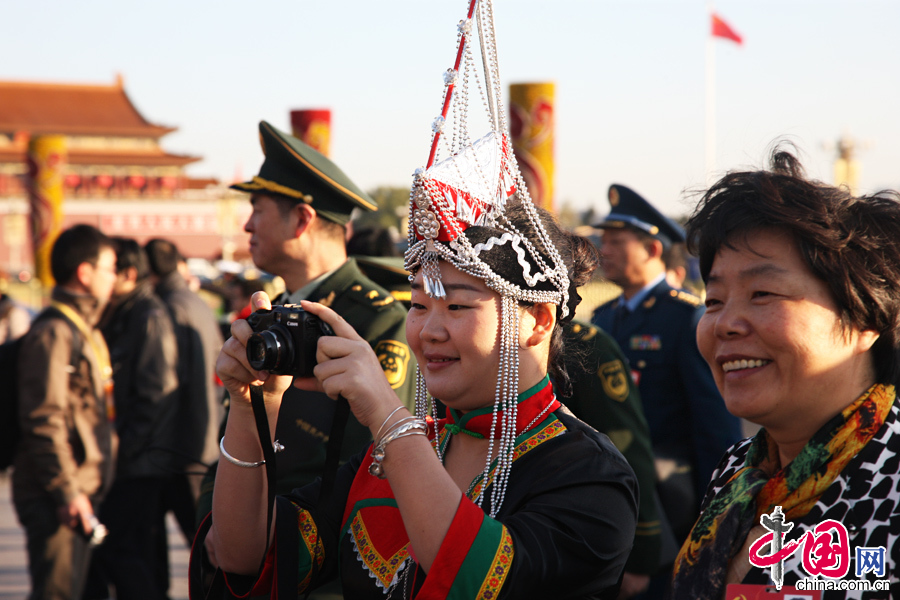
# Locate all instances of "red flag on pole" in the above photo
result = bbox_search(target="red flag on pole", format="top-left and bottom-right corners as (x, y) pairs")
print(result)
(711, 13), (743, 45)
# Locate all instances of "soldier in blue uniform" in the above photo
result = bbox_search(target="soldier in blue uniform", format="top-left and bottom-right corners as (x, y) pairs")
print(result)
(591, 184), (741, 555)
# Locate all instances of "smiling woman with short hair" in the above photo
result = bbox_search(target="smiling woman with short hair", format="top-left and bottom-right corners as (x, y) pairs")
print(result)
(671, 149), (900, 598)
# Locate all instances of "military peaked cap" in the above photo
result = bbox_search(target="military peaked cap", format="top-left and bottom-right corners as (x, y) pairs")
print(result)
(231, 121), (377, 225)
(593, 183), (685, 249)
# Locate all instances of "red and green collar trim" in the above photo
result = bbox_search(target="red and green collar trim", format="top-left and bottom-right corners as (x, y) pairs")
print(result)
(442, 376), (559, 440)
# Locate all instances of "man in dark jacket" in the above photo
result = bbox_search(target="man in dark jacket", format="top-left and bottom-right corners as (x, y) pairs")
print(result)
(145, 238), (224, 559)
(87, 238), (179, 599)
(12, 224), (118, 600)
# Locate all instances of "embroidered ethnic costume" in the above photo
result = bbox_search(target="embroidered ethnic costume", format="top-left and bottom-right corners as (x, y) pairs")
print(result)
(671, 384), (896, 600)
(219, 378), (636, 599)
(190, 1), (640, 598)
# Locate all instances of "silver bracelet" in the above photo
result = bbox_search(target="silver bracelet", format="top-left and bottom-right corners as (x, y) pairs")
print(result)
(368, 418), (428, 479)
(374, 406), (407, 442)
(219, 436), (285, 468)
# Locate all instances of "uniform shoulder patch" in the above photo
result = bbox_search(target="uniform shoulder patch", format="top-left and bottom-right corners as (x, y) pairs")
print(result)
(606, 429), (634, 453)
(316, 290), (337, 308)
(347, 282), (396, 311)
(598, 359), (629, 402)
(374, 340), (410, 389)
(569, 322), (599, 342)
(668, 289), (702, 307)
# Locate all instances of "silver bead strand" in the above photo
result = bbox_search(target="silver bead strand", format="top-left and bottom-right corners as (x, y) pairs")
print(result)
(493, 295), (519, 515)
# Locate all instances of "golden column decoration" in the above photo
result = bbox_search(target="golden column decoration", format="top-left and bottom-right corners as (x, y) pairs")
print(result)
(290, 109), (332, 157)
(27, 135), (67, 287)
(509, 82), (555, 212)
(833, 135), (860, 196)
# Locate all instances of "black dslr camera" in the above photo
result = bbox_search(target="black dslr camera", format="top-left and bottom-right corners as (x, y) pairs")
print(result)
(246, 304), (334, 377)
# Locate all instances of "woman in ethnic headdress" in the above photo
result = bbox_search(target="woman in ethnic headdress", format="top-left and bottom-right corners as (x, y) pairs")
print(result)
(201, 196), (637, 599)
(196, 2), (638, 597)
(670, 149), (900, 598)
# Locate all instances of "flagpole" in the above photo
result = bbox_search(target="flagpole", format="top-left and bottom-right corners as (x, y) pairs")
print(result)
(705, 1), (716, 186)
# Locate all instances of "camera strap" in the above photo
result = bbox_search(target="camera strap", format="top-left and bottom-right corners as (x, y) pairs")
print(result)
(317, 394), (350, 511)
(249, 384), (278, 573)
(296, 394), (350, 599)
(191, 387), (350, 599)
(252, 385), (349, 599)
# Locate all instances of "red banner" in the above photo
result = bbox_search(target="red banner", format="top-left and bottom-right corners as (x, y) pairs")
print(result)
(712, 13), (743, 45)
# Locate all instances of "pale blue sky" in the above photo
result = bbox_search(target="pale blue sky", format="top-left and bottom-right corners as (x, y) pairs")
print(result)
(4, 0), (898, 218)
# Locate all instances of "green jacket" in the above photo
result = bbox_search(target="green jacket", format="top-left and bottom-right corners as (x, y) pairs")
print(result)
(561, 320), (663, 576)
(197, 259), (415, 522)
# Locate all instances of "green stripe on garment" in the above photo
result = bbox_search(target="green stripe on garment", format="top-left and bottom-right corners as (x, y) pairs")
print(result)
(292, 503), (319, 590)
(447, 517), (511, 600)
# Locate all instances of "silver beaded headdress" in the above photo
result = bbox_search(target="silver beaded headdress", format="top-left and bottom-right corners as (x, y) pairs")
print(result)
(404, 0), (570, 517)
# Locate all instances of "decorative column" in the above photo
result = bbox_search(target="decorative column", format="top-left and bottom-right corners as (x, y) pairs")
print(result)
(290, 109), (332, 156)
(509, 83), (555, 212)
(27, 135), (67, 287)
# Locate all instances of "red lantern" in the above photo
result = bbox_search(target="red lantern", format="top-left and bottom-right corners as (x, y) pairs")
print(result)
(64, 174), (81, 188)
(160, 176), (178, 190)
(95, 174), (114, 189)
(128, 175), (146, 189)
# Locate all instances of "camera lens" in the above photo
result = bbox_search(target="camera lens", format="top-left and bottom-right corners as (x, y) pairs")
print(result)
(247, 329), (292, 373)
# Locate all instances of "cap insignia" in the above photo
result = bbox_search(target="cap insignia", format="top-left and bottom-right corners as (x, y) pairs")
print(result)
(609, 187), (620, 206)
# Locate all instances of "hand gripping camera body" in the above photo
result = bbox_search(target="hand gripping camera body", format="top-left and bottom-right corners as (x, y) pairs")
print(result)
(246, 305), (334, 377)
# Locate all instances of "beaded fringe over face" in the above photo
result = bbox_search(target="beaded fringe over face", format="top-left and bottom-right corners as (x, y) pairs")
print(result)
(405, 0), (569, 517)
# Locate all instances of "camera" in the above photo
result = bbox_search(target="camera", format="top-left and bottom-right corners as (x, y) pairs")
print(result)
(246, 304), (334, 377)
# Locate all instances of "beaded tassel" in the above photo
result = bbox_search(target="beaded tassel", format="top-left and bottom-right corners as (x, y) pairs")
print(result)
(405, 0), (571, 519)
(477, 294), (519, 517)
(414, 367), (443, 463)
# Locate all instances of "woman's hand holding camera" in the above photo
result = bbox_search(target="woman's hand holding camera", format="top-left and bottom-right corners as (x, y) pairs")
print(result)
(293, 300), (404, 431)
(216, 292), (294, 409)
(217, 291), (403, 431)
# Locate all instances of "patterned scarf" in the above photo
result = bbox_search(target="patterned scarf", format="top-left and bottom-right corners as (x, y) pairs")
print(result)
(442, 376), (559, 439)
(670, 383), (895, 600)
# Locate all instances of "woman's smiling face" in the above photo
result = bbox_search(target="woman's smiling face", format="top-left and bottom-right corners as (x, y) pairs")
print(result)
(407, 263), (502, 412)
(697, 228), (878, 433)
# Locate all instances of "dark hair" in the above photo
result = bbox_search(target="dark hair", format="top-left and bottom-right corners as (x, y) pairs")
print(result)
(685, 148), (900, 384)
(112, 237), (150, 281)
(50, 224), (115, 285)
(663, 242), (688, 273)
(313, 215), (347, 243)
(268, 193), (347, 242)
(347, 225), (400, 257)
(145, 238), (182, 277)
(501, 200), (601, 395)
(269, 193), (298, 219)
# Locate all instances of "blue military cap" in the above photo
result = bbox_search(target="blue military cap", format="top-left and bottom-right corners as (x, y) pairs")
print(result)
(593, 184), (685, 249)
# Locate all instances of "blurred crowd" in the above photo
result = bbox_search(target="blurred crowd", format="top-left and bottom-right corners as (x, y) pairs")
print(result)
(2, 127), (898, 600)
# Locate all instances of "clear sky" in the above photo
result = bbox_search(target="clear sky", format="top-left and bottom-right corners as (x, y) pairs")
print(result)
(4, 0), (898, 219)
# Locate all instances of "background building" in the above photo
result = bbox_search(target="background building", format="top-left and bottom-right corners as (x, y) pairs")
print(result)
(0, 76), (249, 275)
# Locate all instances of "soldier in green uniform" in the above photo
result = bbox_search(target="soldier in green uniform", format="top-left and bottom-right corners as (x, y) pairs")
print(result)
(196, 123), (415, 591)
(562, 320), (672, 598)
(353, 255), (411, 306)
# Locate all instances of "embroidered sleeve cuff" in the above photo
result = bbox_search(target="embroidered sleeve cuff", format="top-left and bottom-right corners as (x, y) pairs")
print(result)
(418, 495), (514, 599)
(224, 501), (323, 597)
